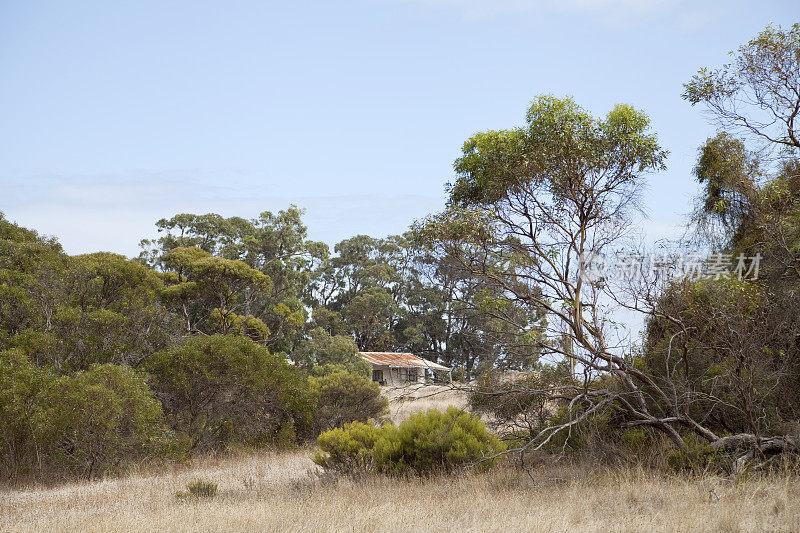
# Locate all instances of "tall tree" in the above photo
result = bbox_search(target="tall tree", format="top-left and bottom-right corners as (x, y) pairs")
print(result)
(415, 96), (745, 450)
(140, 207), (323, 352)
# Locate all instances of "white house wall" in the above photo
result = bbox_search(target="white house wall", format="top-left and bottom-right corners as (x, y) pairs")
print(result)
(370, 365), (425, 386)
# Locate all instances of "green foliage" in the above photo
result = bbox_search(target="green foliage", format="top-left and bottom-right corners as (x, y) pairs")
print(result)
(310, 372), (388, 433)
(373, 407), (505, 475)
(208, 309), (271, 344)
(643, 277), (785, 436)
(667, 435), (729, 475)
(1, 349), (171, 482)
(0, 216), (179, 372)
(34, 364), (170, 479)
(341, 286), (398, 351)
(141, 207), (323, 353)
(176, 479), (218, 499)
(312, 421), (383, 475)
(683, 23), (800, 153)
(146, 335), (315, 450)
(449, 95), (666, 207)
(314, 408), (505, 477)
(619, 427), (650, 451)
(291, 327), (371, 378)
(0, 349), (52, 480)
(161, 246), (273, 340)
(693, 133), (759, 233)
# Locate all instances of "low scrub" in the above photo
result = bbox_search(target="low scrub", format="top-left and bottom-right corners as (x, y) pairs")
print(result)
(313, 407), (505, 476)
(666, 435), (731, 475)
(176, 479), (218, 499)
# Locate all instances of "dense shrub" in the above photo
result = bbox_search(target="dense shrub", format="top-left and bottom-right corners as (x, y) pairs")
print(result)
(314, 407), (505, 476)
(0, 231), (180, 372)
(373, 407), (505, 475)
(311, 372), (388, 433)
(1, 353), (170, 482)
(146, 335), (316, 450)
(34, 364), (170, 479)
(666, 434), (730, 474)
(0, 349), (51, 480)
(313, 421), (383, 475)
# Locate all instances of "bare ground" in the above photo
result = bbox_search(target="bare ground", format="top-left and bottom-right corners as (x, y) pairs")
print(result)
(381, 384), (469, 424)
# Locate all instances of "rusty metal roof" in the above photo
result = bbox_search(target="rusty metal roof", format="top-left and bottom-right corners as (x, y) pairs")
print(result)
(358, 352), (450, 372)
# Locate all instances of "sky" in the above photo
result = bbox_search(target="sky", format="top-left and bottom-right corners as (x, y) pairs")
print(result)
(1, 0), (798, 257)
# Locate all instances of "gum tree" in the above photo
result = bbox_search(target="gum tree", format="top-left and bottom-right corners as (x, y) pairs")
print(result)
(416, 95), (726, 449)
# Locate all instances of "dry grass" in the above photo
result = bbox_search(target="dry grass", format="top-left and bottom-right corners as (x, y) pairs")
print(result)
(2, 389), (798, 532)
(2, 450), (799, 532)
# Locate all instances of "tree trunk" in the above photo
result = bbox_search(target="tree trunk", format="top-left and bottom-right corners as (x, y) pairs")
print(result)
(710, 433), (800, 471)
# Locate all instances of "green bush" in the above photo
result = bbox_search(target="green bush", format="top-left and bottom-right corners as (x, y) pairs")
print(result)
(34, 363), (170, 479)
(146, 335), (316, 450)
(314, 407), (505, 476)
(312, 421), (383, 475)
(373, 407), (505, 475)
(1, 353), (171, 482)
(667, 436), (730, 474)
(311, 372), (388, 433)
(0, 349), (52, 480)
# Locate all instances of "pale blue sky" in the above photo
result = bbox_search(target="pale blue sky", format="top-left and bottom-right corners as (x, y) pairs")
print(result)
(1, 1), (797, 256)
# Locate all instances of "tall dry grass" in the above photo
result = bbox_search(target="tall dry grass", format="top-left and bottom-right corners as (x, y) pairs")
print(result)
(2, 386), (798, 532)
(2, 449), (798, 532)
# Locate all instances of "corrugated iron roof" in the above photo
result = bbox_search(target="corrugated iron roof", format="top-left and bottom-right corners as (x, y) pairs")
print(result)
(358, 352), (450, 372)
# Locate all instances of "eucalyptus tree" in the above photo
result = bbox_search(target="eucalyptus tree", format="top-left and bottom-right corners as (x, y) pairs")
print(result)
(399, 232), (543, 379)
(683, 23), (800, 155)
(0, 214), (179, 371)
(635, 22), (800, 460)
(140, 206), (324, 352)
(414, 95), (731, 448)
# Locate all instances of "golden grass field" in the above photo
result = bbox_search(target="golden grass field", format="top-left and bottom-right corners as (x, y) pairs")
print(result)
(1, 386), (799, 532)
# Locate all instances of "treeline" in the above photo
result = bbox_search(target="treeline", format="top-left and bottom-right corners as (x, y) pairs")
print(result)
(0, 200), (536, 483)
(137, 209), (540, 377)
